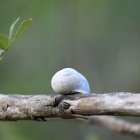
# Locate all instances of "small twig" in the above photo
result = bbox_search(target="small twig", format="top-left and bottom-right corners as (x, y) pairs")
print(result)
(73, 115), (140, 137)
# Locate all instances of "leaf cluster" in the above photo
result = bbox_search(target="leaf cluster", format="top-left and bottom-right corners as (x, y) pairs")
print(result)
(0, 17), (32, 60)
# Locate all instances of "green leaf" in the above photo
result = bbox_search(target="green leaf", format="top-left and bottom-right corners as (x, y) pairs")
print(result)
(0, 49), (5, 55)
(0, 49), (5, 60)
(8, 18), (33, 45)
(12, 18), (33, 43)
(0, 17), (32, 61)
(0, 34), (9, 50)
(9, 17), (20, 45)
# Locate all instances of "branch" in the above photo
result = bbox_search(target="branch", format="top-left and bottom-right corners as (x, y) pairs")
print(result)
(76, 115), (140, 137)
(0, 92), (140, 120)
(64, 92), (140, 116)
(0, 92), (140, 137)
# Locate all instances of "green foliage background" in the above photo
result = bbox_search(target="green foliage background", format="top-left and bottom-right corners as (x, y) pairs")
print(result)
(0, 0), (140, 140)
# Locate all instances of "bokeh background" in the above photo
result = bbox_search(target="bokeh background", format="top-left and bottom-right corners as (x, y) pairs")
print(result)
(0, 0), (140, 140)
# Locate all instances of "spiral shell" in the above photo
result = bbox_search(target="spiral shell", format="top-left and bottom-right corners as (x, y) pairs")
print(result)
(51, 68), (90, 95)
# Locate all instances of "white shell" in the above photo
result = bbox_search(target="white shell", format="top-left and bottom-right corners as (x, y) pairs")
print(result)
(51, 68), (90, 95)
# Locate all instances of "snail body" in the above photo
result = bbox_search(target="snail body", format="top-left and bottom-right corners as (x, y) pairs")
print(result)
(51, 68), (90, 95)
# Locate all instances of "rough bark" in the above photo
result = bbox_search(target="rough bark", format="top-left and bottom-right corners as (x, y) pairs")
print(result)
(0, 92), (140, 120)
(66, 92), (140, 116)
(0, 92), (140, 137)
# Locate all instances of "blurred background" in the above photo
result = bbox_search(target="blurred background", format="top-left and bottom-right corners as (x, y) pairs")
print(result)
(0, 0), (140, 140)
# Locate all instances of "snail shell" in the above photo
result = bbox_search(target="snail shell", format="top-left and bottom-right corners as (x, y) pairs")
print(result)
(51, 68), (90, 95)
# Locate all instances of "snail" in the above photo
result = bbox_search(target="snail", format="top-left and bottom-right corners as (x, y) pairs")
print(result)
(51, 68), (90, 95)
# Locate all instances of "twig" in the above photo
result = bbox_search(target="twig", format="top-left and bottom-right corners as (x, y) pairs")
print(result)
(75, 115), (140, 137)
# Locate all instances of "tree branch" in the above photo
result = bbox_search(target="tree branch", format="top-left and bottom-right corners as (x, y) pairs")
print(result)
(0, 92), (140, 120)
(76, 115), (140, 137)
(0, 92), (140, 137)
(63, 92), (140, 116)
